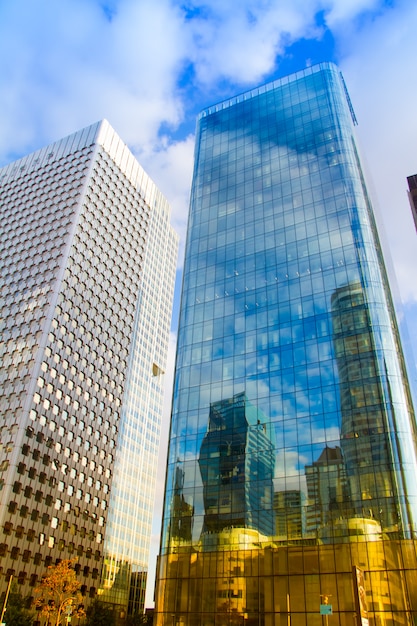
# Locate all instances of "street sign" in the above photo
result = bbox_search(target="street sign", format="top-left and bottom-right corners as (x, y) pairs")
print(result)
(320, 604), (333, 615)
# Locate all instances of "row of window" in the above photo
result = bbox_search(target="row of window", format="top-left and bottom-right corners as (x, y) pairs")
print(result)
(29, 407), (114, 456)
(92, 158), (151, 198)
(1, 147), (90, 185)
(44, 341), (123, 382)
(27, 414), (117, 448)
(1, 533), (102, 559)
(4, 516), (102, 536)
(9, 478), (109, 512)
(83, 194), (148, 238)
(37, 369), (119, 408)
(0, 564), (97, 598)
(1, 225), (70, 260)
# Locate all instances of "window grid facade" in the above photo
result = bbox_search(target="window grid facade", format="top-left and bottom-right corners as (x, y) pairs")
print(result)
(0, 120), (178, 617)
(155, 64), (417, 626)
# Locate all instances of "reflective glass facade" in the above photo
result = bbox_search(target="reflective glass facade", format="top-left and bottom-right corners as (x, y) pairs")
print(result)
(155, 64), (417, 626)
(0, 121), (178, 617)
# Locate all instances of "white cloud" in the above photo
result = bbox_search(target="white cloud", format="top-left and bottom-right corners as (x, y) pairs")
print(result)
(140, 135), (195, 264)
(173, 0), (397, 87)
(183, 0), (321, 85)
(323, 0), (382, 27)
(274, 449), (308, 493)
(311, 426), (340, 445)
(339, 0), (417, 306)
(0, 0), (188, 162)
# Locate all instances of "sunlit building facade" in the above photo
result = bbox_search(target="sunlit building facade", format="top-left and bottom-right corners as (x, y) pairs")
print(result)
(155, 63), (417, 626)
(0, 120), (178, 618)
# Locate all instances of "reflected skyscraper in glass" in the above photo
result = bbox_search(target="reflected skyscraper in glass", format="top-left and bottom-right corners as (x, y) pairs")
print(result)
(155, 63), (417, 625)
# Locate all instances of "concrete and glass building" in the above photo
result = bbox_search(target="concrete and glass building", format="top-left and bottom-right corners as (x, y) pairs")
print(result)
(0, 120), (178, 618)
(155, 63), (417, 625)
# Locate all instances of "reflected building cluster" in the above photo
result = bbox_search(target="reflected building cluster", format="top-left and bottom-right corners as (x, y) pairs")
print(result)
(332, 282), (399, 531)
(305, 445), (346, 536)
(155, 64), (417, 626)
(274, 488), (305, 540)
(199, 393), (275, 541)
(170, 465), (194, 544)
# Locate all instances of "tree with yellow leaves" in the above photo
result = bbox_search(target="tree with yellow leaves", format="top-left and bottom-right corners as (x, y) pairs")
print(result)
(34, 559), (85, 625)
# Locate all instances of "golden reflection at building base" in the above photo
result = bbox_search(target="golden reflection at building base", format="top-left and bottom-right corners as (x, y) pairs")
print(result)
(155, 534), (417, 626)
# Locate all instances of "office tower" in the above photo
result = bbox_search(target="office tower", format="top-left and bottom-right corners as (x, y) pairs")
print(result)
(407, 174), (417, 230)
(155, 63), (417, 626)
(304, 446), (346, 535)
(0, 120), (178, 619)
(198, 393), (275, 539)
(274, 489), (305, 539)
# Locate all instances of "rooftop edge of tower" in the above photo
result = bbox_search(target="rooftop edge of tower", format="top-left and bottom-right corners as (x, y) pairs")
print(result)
(0, 119), (173, 217)
(197, 61), (340, 120)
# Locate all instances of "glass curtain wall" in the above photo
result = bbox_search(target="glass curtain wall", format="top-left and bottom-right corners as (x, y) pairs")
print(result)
(155, 63), (417, 626)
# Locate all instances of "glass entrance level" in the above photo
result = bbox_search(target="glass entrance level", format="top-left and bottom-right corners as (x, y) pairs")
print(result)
(155, 63), (417, 626)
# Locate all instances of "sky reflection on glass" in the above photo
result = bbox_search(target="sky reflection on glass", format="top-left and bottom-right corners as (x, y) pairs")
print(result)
(164, 64), (417, 550)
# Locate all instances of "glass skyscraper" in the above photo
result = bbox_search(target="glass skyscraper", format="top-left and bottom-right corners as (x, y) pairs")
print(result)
(0, 120), (178, 618)
(155, 63), (417, 626)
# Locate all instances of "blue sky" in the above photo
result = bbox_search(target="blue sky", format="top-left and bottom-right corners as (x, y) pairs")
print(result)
(0, 0), (416, 607)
